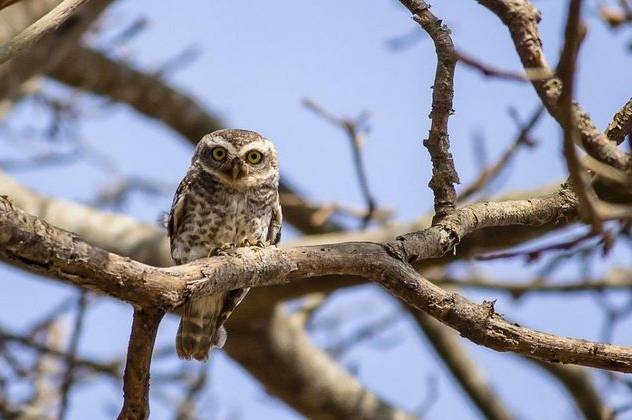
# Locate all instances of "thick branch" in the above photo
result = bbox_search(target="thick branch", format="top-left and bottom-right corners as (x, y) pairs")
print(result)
(5, 192), (632, 372)
(476, 0), (631, 171)
(118, 307), (164, 420)
(0, 0), (22, 11)
(0, 0), (90, 64)
(0, 0), (113, 101)
(399, 0), (460, 220)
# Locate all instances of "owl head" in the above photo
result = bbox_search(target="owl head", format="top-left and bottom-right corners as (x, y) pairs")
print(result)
(193, 129), (279, 187)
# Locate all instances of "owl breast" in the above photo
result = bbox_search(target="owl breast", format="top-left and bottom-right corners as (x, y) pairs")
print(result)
(172, 186), (274, 263)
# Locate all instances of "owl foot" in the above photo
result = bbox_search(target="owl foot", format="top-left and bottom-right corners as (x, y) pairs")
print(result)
(255, 240), (268, 248)
(239, 239), (252, 248)
(209, 243), (236, 257)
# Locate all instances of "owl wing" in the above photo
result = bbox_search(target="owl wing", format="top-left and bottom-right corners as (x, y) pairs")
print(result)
(267, 193), (283, 246)
(167, 172), (193, 263)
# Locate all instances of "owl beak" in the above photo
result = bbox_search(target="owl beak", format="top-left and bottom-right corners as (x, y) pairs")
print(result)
(231, 159), (247, 180)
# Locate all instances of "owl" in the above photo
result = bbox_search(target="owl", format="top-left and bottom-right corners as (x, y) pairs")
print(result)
(168, 129), (282, 361)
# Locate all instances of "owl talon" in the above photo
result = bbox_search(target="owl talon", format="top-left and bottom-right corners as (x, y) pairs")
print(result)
(255, 240), (268, 248)
(209, 243), (236, 257)
(239, 239), (252, 247)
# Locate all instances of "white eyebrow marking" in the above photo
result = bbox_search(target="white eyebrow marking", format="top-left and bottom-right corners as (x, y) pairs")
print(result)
(240, 139), (275, 154)
(204, 136), (238, 154)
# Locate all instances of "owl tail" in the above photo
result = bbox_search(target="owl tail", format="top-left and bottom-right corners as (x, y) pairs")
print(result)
(176, 293), (227, 361)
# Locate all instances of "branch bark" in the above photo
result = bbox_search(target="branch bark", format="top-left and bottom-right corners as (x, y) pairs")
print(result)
(0, 0), (90, 64)
(606, 97), (632, 144)
(118, 307), (164, 420)
(0, 0), (113, 101)
(5, 190), (632, 372)
(0, 0), (22, 11)
(399, 0), (460, 220)
(476, 0), (631, 171)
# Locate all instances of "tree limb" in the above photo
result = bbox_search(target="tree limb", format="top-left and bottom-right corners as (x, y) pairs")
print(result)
(606, 97), (632, 144)
(0, 0), (90, 64)
(5, 191), (632, 372)
(399, 0), (460, 220)
(475, 0), (631, 171)
(118, 307), (164, 420)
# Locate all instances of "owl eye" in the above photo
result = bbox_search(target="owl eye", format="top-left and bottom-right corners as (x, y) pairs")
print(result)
(211, 147), (227, 161)
(246, 150), (263, 164)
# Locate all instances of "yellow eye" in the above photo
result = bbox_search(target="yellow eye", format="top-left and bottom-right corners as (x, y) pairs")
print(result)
(211, 147), (227, 161)
(246, 150), (263, 164)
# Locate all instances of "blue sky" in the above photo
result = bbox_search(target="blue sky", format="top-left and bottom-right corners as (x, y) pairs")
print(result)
(1, 0), (632, 418)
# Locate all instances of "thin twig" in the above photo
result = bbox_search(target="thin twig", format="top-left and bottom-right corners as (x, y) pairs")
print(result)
(476, 230), (600, 261)
(303, 98), (378, 228)
(58, 291), (88, 420)
(174, 366), (208, 420)
(0, 326), (120, 377)
(458, 106), (542, 203)
(558, 0), (603, 233)
(456, 49), (552, 82)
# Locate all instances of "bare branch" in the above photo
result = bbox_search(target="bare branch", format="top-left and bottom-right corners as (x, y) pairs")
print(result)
(399, 0), (460, 220)
(227, 305), (416, 420)
(458, 106), (543, 203)
(303, 98), (379, 227)
(0, 0), (22, 11)
(118, 307), (164, 420)
(0, 326), (120, 377)
(456, 49), (552, 82)
(432, 268), (632, 295)
(57, 291), (88, 420)
(476, 0), (631, 171)
(0, 0), (91, 65)
(0, 0), (114, 102)
(557, 0), (603, 233)
(5, 190), (632, 372)
(606, 97), (632, 145)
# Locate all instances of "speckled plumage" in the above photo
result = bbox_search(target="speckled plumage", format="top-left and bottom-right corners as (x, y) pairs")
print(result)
(168, 129), (282, 361)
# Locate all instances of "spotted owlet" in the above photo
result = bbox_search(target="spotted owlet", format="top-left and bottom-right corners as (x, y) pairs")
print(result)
(168, 129), (282, 361)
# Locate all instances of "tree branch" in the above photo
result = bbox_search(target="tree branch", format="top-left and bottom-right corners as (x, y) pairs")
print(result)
(5, 191), (632, 372)
(0, 0), (90, 65)
(118, 307), (164, 420)
(399, 0), (460, 220)
(606, 97), (632, 144)
(0, 0), (114, 101)
(476, 0), (631, 171)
